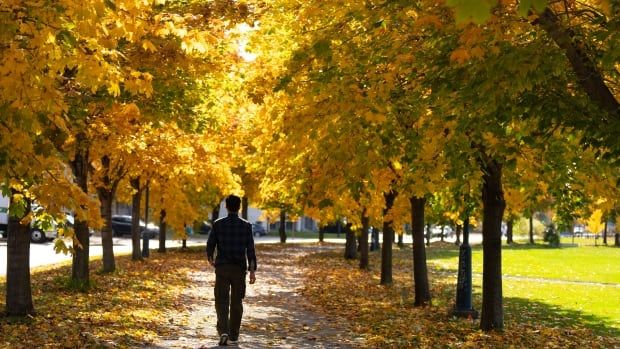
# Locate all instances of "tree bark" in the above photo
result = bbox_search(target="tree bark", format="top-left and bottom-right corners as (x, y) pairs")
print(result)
(359, 209), (369, 269)
(279, 210), (286, 243)
(241, 196), (249, 220)
(479, 156), (506, 331)
(529, 215), (534, 244)
(425, 223), (431, 247)
(130, 177), (142, 261)
(506, 218), (514, 245)
(319, 225), (325, 242)
(98, 189), (115, 273)
(455, 224), (462, 246)
(534, 8), (619, 119)
(440, 225), (445, 242)
(603, 220), (608, 245)
(397, 233), (404, 247)
(158, 209), (167, 253)
(212, 204), (220, 223)
(71, 133), (91, 285)
(410, 196), (431, 306)
(5, 192), (34, 316)
(380, 190), (397, 285)
(344, 223), (357, 259)
(96, 155), (119, 273)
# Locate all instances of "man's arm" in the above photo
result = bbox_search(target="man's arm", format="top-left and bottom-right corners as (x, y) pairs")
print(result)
(206, 224), (217, 265)
(246, 223), (257, 284)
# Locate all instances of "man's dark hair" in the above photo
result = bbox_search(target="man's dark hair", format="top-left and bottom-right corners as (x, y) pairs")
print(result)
(225, 195), (242, 212)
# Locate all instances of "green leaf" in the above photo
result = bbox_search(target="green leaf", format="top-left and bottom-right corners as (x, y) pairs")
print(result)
(312, 39), (332, 58)
(445, 0), (494, 24)
(318, 199), (333, 209)
(104, 0), (117, 10)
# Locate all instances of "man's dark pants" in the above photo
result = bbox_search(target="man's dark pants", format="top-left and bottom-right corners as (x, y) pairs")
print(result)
(215, 264), (246, 340)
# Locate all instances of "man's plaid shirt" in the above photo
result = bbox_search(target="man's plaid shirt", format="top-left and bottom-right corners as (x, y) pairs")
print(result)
(206, 213), (257, 271)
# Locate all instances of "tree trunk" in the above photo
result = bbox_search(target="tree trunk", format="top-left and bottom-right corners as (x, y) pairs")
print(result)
(212, 204), (220, 223)
(279, 210), (286, 243)
(425, 223), (431, 247)
(71, 135), (91, 286)
(370, 227), (379, 251)
(479, 157), (506, 331)
(380, 190), (397, 285)
(344, 223), (357, 259)
(359, 209), (370, 269)
(158, 209), (167, 253)
(5, 192), (34, 316)
(534, 8), (619, 119)
(440, 225), (445, 242)
(615, 232), (620, 247)
(506, 218), (514, 245)
(98, 189), (115, 273)
(410, 196), (431, 306)
(319, 226), (325, 242)
(603, 220), (608, 245)
(529, 215), (534, 244)
(130, 177), (142, 261)
(455, 224), (462, 246)
(241, 196), (249, 220)
(397, 233), (404, 247)
(142, 183), (150, 258)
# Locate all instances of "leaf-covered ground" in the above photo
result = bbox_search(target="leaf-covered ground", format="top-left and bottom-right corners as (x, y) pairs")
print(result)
(0, 244), (361, 348)
(301, 243), (620, 349)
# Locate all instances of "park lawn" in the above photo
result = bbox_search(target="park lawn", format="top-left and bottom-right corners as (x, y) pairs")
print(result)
(302, 244), (620, 348)
(428, 242), (620, 284)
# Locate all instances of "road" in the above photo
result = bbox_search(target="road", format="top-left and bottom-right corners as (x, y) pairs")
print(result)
(0, 233), (482, 276)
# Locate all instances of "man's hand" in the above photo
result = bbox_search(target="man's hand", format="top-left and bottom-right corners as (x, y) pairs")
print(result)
(249, 271), (256, 284)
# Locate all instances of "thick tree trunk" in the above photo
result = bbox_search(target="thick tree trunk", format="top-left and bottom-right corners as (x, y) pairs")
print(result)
(5, 192), (34, 316)
(380, 190), (397, 285)
(319, 226), (325, 242)
(506, 218), (514, 245)
(359, 209), (370, 269)
(529, 215), (534, 244)
(96, 155), (116, 273)
(98, 190), (115, 273)
(158, 209), (167, 253)
(241, 196), (248, 220)
(130, 177), (142, 261)
(455, 224), (462, 246)
(279, 210), (286, 243)
(410, 196), (431, 306)
(71, 136), (90, 285)
(603, 220), (608, 245)
(344, 223), (357, 259)
(479, 157), (506, 331)
(535, 8), (619, 119)
(615, 232), (620, 247)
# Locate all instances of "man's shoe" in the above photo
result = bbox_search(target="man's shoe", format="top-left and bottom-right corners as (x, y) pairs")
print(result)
(218, 334), (229, 346)
(228, 339), (238, 346)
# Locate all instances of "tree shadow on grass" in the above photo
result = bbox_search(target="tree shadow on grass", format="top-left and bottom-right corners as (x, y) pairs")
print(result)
(503, 296), (620, 338)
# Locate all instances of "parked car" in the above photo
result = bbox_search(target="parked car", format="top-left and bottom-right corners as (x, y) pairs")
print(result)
(111, 215), (159, 238)
(30, 213), (74, 243)
(198, 221), (212, 235)
(252, 222), (267, 237)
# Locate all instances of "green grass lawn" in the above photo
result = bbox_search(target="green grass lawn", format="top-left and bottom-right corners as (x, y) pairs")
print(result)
(424, 242), (620, 333)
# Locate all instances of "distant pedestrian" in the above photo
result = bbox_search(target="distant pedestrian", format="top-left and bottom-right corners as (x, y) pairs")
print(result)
(206, 195), (257, 346)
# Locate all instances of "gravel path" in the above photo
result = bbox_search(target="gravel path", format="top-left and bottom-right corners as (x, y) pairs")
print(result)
(146, 245), (363, 348)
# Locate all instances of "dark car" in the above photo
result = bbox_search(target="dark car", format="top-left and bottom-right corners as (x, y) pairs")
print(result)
(252, 222), (266, 237)
(111, 215), (159, 238)
(198, 221), (212, 235)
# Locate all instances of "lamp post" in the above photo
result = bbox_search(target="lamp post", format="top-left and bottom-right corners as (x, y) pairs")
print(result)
(453, 215), (478, 318)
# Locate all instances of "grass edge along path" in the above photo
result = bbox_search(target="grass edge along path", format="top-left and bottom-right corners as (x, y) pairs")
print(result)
(300, 244), (620, 349)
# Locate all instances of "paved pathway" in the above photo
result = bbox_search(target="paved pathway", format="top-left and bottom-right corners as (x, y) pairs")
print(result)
(146, 245), (363, 349)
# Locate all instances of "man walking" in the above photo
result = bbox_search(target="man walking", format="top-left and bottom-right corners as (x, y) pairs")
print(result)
(207, 195), (257, 346)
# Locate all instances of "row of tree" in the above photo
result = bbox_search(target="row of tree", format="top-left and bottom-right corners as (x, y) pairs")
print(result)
(233, 0), (620, 332)
(1, 0), (254, 316)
